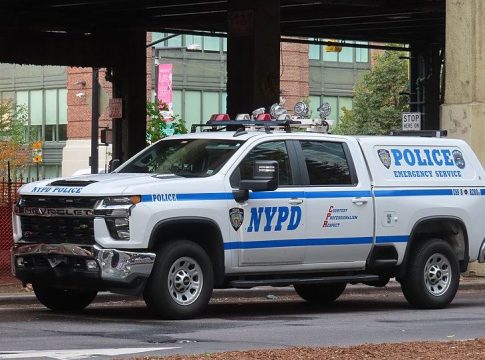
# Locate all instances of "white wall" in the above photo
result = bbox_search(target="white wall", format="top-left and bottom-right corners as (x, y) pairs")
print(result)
(61, 139), (112, 176)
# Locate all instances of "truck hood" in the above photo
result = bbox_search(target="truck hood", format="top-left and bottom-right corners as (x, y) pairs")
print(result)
(19, 173), (209, 196)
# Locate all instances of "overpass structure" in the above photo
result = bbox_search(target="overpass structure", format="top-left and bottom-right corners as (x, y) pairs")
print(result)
(0, 0), (483, 166)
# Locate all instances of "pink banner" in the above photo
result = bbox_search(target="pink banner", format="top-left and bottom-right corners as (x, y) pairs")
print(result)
(157, 63), (173, 114)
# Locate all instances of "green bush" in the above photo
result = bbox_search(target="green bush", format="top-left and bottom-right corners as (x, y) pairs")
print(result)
(146, 100), (187, 144)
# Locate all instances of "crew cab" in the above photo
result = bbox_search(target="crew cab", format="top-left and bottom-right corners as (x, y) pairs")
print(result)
(11, 121), (485, 319)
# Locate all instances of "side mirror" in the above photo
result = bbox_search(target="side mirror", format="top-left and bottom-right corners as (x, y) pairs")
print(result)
(232, 160), (279, 203)
(109, 159), (121, 172)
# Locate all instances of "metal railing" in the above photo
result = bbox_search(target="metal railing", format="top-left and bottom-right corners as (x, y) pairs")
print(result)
(0, 177), (27, 284)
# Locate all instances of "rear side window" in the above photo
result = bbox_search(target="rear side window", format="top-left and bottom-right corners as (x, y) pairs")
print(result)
(300, 140), (353, 185)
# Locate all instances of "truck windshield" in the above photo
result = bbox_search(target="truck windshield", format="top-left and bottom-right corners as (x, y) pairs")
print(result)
(116, 138), (244, 177)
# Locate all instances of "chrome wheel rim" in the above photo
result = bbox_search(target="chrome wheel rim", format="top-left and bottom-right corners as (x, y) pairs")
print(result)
(424, 252), (451, 297)
(168, 256), (203, 306)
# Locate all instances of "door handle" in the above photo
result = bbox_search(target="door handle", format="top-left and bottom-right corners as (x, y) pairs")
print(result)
(351, 197), (368, 206)
(289, 198), (303, 205)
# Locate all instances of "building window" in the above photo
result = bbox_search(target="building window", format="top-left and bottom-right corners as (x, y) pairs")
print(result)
(203, 36), (221, 52)
(153, 33), (226, 53)
(0, 92), (14, 102)
(310, 40), (369, 64)
(338, 45), (353, 63)
(171, 90), (227, 131)
(185, 35), (203, 49)
(309, 44), (321, 60)
(355, 41), (369, 63)
(15, 88), (67, 142)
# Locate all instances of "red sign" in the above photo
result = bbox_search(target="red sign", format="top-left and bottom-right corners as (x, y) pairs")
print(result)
(109, 98), (123, 119)
(157, 64), (173, 116)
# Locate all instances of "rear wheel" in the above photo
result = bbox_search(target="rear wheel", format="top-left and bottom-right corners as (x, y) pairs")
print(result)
(144, 240), (214, 319)
(401, 239), (459, 309)
(294, 283), (346, 304)
(33, 285), (97, 312)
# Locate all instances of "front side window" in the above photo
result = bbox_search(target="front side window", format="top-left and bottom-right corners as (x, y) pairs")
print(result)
(117, 138), (243, 177)
(233, 141), (293, 186)
(300, 140), (353, 185)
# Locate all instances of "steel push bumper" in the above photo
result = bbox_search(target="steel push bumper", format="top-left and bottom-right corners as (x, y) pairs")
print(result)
(11, 243), (156, 284)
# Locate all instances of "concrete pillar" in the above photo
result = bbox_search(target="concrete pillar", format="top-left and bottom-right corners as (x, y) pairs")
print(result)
(227, 0), (280, 117)
(112, 30), (147, 163)
(441, 0), (485, 162)
(441, 0), (485, 276)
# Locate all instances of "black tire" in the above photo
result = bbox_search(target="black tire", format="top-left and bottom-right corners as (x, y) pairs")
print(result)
(294, 283), (346, 303)
(400, 239), (459, 309)
(144, 240), (214, 319)
(32, 285), (97, 312)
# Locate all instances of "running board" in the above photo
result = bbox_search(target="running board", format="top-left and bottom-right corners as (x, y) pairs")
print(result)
(229, 274), (380, 289)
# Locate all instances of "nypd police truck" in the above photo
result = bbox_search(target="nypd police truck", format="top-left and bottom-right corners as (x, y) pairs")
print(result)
(11, 119), (485, 319)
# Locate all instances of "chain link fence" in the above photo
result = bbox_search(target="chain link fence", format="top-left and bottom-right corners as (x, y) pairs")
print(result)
(0, 178), (25, 284)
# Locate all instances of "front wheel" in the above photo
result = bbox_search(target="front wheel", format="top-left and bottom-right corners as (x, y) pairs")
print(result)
(33, 285), (97, 312)
(144, 240), (214, 319)
(400, 239), (459, 309)
(294, 283), (346, 304)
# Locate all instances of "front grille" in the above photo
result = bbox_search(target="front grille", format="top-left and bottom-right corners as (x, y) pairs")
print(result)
(20, 216), (95, 245)
(19, 195), (99, 208)
(17, 196), (99, 245)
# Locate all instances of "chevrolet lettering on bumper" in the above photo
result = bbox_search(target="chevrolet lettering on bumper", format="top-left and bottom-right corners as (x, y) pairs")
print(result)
(14, 206), (94, 217)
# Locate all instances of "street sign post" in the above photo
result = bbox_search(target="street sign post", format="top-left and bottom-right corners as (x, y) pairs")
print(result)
(402, 112), (421, 131)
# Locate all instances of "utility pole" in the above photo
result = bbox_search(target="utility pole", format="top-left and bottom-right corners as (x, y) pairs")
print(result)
(90, 67), (99, 174)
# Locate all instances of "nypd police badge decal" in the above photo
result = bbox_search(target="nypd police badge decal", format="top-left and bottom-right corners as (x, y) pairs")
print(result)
(378, 149), (392, 169)
(452, 150), (465, 169)
(229, 208), (244, 231)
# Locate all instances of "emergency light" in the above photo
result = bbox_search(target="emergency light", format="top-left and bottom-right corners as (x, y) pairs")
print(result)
(236, 114), (251, 120)
(256, 113), (272, 121)
(210, 114), (230, 121)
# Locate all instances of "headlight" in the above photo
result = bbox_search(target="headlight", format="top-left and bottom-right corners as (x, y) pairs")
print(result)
(102, 196), (141, 207)
(94, 196), (141, 217)
(94, 196), (141, 240)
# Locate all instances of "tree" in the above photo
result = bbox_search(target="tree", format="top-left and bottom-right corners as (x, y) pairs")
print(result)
(146, 100), (187, 144)
(333, 50), (409, 135)
(0, 101), (30, 178)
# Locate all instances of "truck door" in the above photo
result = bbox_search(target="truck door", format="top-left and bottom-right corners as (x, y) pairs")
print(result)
(227, 140), (306, 266)
(296, 139), (374, 269)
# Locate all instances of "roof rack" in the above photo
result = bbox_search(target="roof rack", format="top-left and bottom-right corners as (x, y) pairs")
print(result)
(389, 130), (448, 138)
(191, 120), (305, 134)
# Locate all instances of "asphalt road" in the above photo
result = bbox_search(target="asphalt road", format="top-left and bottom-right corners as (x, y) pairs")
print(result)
(0, 287), (485, 360)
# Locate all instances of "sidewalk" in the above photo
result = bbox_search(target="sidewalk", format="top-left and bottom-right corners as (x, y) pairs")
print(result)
(1, 277), (484, 306)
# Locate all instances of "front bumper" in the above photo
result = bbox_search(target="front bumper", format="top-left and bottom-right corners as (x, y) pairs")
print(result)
(11, 243), (156, 289)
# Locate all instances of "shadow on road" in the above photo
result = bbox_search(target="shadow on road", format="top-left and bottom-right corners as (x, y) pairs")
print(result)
(4, 291), (481, 324)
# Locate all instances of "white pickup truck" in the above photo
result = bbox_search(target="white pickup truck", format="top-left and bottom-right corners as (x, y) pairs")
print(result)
(11, 121), (485, 319)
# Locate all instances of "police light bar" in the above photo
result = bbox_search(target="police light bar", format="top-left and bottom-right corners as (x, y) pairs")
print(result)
(210, 114), (230, 121)
(191, 119), (303, 133)
(236, 114), (251, 120)
(256, 113), (272, 121)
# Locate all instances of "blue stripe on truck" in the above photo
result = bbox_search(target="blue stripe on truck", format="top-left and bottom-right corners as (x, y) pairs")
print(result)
(224, 235), (408, 250)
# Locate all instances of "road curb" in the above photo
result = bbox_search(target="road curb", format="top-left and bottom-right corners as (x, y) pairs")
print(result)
(1, 278), (484, 306)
